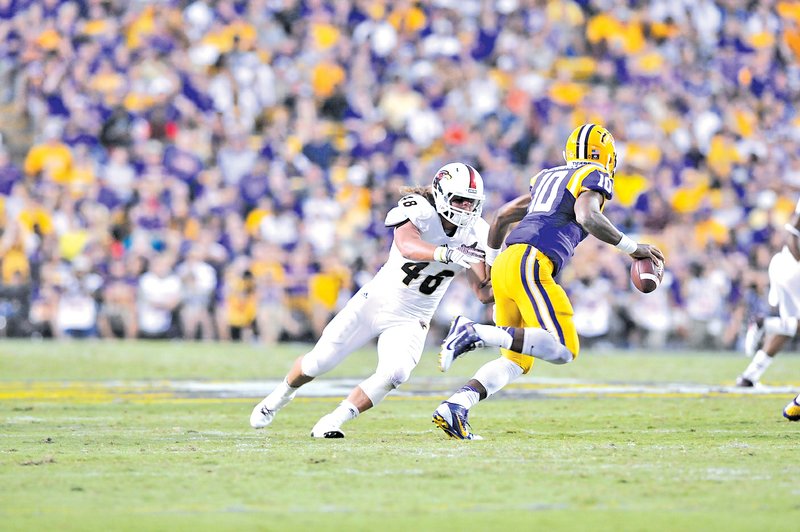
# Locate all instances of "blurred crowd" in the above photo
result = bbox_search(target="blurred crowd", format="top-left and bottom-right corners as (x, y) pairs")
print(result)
(0, 0), (799, 349)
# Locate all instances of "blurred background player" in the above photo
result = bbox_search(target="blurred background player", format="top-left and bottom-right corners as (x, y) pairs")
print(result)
(737, 196), (800, 387)
(433, 125), (664, 440)
(250, 163), (493, 438)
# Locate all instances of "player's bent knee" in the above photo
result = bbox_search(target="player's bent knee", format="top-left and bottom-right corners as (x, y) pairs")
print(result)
(359, 372), (395, 405)
(567, 337), (580, 360)
(300, 355), (322, 378)
(300, 347), (341, 377)
(388, 366), (413, 388)
(541, 338), (574, 365)
(551, 344), (574, 365)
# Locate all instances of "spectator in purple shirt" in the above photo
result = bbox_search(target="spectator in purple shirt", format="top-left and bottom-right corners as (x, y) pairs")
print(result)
(0, 148), (22, 195)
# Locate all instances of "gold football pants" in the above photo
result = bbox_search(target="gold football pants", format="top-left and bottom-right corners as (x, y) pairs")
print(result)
(491, 244), (579, 373)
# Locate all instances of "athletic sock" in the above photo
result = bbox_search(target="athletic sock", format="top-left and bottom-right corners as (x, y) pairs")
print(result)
(472, 357), (524, 396)
(742, 350), (774, 383)
(447, 385), (482, 409)
(327, 400), (359, 427)
(473, 324), (514, 349)
(263, 378), (298, 411)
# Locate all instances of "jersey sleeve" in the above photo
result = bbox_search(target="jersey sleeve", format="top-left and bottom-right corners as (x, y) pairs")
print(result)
(568, 167), (613, 200)
(384, 194), (436, 232)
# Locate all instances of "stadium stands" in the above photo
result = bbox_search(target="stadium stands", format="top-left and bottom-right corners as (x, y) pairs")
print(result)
(0, 0), (798, 348)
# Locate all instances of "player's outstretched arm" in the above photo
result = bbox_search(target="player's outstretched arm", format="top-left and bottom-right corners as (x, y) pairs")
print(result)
(394, 222), (440, 261)
(484, 193), (530, 267)
(574, 190), (665, 263)
(394, 222), (483, 268)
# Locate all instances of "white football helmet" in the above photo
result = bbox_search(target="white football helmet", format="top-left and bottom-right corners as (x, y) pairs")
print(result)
(431, 163), (485, 228)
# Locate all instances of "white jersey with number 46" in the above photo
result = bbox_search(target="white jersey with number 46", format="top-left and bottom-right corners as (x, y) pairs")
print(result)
(365, 193), (488, 321)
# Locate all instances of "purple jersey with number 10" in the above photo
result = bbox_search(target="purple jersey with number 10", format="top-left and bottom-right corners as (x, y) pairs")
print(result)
(505, 163), (614, 276)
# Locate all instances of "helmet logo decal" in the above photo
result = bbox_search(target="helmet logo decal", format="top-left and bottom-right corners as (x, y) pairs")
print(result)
(433, 169), (451, 196)
(435, 169), (452, 182)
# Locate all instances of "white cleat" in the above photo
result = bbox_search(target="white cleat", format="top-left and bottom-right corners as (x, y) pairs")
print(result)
(250, 401), (277, 429)
(310, 414), (345, 439)
(735, 375), (760, 388)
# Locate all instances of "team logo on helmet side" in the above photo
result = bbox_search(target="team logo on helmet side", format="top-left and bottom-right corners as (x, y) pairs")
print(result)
(433, 169), (449, 201)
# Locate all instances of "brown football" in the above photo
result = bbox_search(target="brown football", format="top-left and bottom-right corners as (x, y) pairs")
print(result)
(630, 258), (664, 293)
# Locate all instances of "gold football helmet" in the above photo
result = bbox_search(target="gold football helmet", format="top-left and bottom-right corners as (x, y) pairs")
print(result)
(563, 124), (617, 177)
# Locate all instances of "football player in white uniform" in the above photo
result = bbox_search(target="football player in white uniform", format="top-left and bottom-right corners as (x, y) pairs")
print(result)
(249, 163), (493, 437)
(738, 196), (800, 388)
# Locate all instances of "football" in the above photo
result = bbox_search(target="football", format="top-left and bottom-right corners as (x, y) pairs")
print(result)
(630, 258), (664, 293)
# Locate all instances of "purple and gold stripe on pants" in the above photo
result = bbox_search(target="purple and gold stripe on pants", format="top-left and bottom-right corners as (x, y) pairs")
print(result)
(491, 244), (579, 373)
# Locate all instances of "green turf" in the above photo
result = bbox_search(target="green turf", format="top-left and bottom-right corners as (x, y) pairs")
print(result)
(2, 340), (800, 531)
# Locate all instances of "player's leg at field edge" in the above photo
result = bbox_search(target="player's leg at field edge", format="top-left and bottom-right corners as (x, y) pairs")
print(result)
(314, 352), (420, 434)
(249, 356), (316, 428)
(441, 327), (575, 412)
(309, 386), (373, 436)
(442, 323), (580, 409)
(739, 320), (798, 385)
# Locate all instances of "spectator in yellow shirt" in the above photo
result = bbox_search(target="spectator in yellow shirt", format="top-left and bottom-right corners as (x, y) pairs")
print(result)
(309, 252), (351, 338)
(224, 267), (258, 342)
(23, 122), (73, 184)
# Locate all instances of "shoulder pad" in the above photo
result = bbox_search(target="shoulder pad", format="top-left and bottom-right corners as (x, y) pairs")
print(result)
(385, 194), (436, 228)
(573, 167), (613, 200)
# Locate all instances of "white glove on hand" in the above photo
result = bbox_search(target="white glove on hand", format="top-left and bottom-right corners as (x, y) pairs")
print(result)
(434, 245), (485, 269)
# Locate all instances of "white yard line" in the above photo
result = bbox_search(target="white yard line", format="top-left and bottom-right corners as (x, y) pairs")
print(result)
(4, 378), (795, 400)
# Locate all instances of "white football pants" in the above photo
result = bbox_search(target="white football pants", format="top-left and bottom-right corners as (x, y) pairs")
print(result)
(768, 247), (800, 318)
(300, 286), (428, 390)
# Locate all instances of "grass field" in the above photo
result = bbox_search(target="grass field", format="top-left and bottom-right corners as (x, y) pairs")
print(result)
(2, 340), (800, 531)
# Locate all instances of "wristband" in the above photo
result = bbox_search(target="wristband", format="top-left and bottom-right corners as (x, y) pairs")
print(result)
(615, 233), (637, 254)
(433, 246), (449, 263)
(485, 246), (501, 266)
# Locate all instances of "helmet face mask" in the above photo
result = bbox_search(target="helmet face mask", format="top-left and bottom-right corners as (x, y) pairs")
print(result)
(431, 163), (485, 228)
(563, 124), (617, 177)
